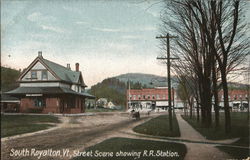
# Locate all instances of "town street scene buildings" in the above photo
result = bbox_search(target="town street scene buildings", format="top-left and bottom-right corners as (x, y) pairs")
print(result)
(1, 1), (249, 160)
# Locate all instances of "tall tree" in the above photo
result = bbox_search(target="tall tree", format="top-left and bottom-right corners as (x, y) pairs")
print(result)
(160, 0), (249, 131)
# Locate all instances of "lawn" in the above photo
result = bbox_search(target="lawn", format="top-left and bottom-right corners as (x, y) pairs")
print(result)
(1, 115), (60, 137)
(73, 137), (187, 160)
(216, 146), (250, 159)
(133, 114), (180, 137)
(182, 112), (249, 145)
(182, 112), (249, 159)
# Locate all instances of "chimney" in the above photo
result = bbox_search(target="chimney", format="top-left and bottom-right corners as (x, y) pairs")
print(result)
(75, 63), (79, 72)
(38, 51), (43, 58)
(67, 64), (71, 70)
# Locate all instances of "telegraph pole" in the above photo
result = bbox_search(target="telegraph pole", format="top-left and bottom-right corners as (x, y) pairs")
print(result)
(156, 33), (178, 131)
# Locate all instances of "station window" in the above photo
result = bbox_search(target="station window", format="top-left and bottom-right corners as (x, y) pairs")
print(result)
(31, 71), (37, 79)
(34, 98), (46, 107)
(41, 70), (48, 80)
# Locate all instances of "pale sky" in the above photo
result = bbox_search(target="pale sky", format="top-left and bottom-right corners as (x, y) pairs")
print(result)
(1, 0), (250, 87)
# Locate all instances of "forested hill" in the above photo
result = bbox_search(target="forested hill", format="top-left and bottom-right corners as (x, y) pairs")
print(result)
(88, 73), (248, 107)
(88, 78), (127, 106)
(88, 73), (178, 106)
(1, 66), (21, 92)
(116, 73), (179, 88)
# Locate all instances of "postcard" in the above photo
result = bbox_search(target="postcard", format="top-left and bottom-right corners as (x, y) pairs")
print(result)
(1, 0), (249, 160)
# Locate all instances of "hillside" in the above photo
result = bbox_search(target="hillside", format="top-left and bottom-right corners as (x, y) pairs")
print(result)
(88, 78), (127, 107)
(116, 73), (179, 88)
(1, 66), (21, 92)
(88, 73), (179, 107)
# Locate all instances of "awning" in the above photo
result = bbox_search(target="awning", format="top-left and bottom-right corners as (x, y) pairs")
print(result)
(0, 94), (20, 103)
(6, 87), (95, 99)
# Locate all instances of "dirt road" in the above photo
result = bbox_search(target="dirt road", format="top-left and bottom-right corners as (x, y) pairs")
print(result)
(1, 112), (160, 160)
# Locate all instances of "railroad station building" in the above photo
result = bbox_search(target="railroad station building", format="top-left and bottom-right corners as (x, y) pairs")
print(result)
(6, 52), (95, 114)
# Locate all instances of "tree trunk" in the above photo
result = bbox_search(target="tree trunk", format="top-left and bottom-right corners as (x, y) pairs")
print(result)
(221, 70), (231, 133)
(203, 77), (212, 128)
(189, 98), (193, 119)
(196, 100), (200, 122)
(212, 59), (220, 128)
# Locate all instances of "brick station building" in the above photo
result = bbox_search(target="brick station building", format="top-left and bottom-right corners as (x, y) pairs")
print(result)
(126, 87), (180, 110)
(6, 52), (95, 114)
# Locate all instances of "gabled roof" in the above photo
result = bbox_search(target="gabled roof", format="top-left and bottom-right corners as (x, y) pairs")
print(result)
(42, 58), (82, 85)
(19, 56), (87, 87)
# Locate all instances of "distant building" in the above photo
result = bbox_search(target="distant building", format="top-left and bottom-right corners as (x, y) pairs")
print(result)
(127, 87), (249, 111)
(106, 101), (115, 109)
(218, 89), (249, 110)
(126, 87), (181, 110)
(0, 93), (20, 112)
(96, 98), (108, 108)
(6, 52), (95, 114)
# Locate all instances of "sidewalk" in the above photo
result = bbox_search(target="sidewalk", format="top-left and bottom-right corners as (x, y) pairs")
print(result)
(176, 114), (231, 160)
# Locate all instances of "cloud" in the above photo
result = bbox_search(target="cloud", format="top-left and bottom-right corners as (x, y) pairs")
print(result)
(27, 12), (56, 23)
(138, 26), (156, 31)
(27, 12), (66, 33)
(106, 42), (134, 51)
(27, 12), (41, 22)
(93, 27), (124, 32)
(146, 10), (159, 17)
(62, 6), (81, 14)
(75, 21), (89, 25)
(41, 25), (66, 33)
(92, 26), (156, 33)
(121, 35), (141, 39)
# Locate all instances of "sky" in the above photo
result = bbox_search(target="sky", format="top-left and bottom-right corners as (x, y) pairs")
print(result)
(1, 0), (250, 87)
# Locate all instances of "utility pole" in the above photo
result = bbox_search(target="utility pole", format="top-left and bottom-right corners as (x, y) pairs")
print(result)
(156, 33), (178, 131)
(128, 79), (131, 110)
(172, 87), (175, 115)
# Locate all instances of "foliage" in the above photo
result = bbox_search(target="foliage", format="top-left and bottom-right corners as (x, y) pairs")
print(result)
(89, 78), (126, 106)
(133, 114), (180, 137)
(1, 66), (21, 92)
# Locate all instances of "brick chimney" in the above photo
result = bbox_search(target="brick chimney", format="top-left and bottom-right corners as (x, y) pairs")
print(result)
(38, 51), (43, 58)
(67, 64), (71, 70)
(75, 63), (79, 72)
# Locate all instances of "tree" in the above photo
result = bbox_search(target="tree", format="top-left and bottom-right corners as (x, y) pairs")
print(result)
(160, 0), (249, 131)
(187, 0), (249, 132)
(161, 0), (214, 127)
(1, 66), (21, 92)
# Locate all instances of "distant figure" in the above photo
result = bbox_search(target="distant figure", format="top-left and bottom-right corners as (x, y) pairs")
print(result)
(147, 110), (150, 116)
(130, 109), (140, 120)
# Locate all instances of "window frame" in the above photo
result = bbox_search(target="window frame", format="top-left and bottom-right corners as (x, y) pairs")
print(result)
(41, 70), (48, 80)
(31, 71), (37, 79)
